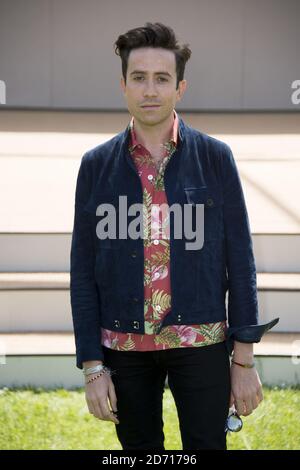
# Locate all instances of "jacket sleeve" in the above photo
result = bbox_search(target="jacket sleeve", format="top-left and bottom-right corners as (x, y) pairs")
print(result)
(70, 152), (104, 368)
(221, 143), (279, 354)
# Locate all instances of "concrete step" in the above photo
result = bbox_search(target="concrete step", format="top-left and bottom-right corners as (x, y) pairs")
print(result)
(253, 234), (300, 273)
(1, 271), (300, 290)
(1, 232), (300, 273)
(0, 272), (299, 332)
(0, 233), (71, 272)
(0, 332), (299, 388)
(2, 331), (299, 356)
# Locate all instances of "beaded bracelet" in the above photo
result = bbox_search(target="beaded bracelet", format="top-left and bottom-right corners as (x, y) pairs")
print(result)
(86, 371), (106, 384)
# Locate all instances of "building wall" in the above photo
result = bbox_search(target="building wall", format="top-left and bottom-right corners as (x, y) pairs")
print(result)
(0, 0), (299, 110)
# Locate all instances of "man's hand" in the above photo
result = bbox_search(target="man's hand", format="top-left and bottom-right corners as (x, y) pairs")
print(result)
(85, 373), (119, 424)
(230, 341), (263, 416)
(230, 363), (263, 416)
(84, 364), (119, 424)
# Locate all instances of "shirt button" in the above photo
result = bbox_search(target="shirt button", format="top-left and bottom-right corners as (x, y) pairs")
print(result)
(148, 174), (154, 181)
(156, 305), (161, 312)
(153, 322), (162, 334)
(153, 239), (159, 245)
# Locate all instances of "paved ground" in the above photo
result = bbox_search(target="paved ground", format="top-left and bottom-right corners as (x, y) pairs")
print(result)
(0, 110), (299, 233)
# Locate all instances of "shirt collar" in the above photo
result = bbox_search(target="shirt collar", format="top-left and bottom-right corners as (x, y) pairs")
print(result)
(129, 109), (179, 151)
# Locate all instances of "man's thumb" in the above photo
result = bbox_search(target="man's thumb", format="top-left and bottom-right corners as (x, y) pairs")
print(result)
(108, 380), (118, 413)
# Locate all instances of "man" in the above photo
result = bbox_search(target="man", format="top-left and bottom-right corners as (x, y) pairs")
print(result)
(70, 22), (279, 450)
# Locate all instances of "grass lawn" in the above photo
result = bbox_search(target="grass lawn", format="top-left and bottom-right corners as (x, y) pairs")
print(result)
(0, 386), (299, 450)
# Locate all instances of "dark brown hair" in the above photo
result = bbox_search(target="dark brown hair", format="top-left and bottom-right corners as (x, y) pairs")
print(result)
(114, 22), (191, 89)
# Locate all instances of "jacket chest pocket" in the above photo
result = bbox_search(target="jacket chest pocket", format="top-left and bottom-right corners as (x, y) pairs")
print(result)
(184, 185), (224, 243)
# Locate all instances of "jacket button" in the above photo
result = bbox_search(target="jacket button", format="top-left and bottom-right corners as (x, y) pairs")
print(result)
(133, 321), (139, 329)
(114, 320), (120, 328)
(177, 314), (182, 322)
(133, 297), (139, 303)
(207, 198), (214, 207)
(131, 251), (137, 258)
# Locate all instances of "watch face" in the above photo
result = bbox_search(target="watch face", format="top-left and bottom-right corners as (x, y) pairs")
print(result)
(226, 412), (243, 432)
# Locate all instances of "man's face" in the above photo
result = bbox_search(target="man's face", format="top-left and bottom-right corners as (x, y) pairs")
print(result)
(120, 47), (186, 126)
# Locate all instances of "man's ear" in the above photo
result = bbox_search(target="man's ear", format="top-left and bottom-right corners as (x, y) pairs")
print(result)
(120, 76), (126, 93)
(176, 79), (187, 102)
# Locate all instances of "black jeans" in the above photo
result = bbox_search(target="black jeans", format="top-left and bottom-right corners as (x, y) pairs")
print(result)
(103, 340), (231, 450)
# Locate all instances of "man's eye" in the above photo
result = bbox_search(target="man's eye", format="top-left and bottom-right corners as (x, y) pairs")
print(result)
(133, 76), (168, 82)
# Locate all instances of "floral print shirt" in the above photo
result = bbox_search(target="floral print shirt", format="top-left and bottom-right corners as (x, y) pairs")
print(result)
(101, 109), (227, 351)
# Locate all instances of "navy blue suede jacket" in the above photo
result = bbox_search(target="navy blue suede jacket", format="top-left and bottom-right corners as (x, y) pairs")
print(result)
(70, 114), (279, 369)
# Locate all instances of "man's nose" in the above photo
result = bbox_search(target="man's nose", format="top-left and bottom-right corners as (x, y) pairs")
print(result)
(143, 80), (158, 97)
